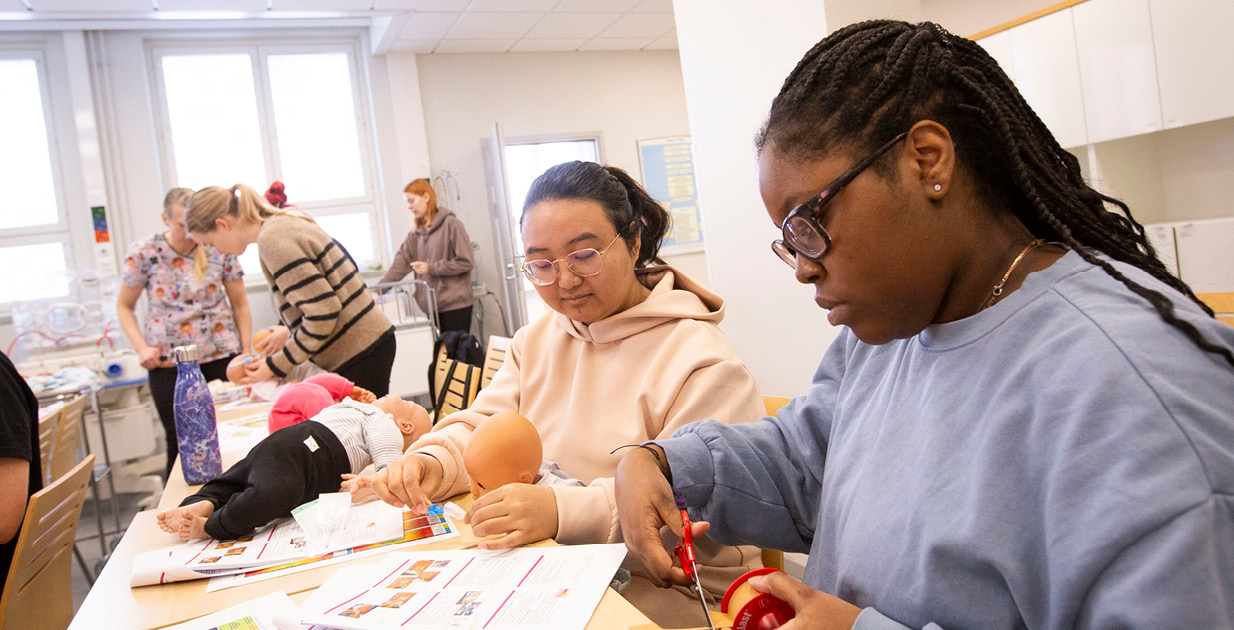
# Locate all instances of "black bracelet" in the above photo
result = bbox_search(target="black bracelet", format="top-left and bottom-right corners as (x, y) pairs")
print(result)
(611, 443), (673, 484)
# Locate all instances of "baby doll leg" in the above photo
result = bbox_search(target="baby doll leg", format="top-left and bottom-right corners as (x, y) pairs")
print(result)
(201, 435), (314, 540)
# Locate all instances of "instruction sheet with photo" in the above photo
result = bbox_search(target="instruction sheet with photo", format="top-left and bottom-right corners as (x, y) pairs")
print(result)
(298, 544), (627, 630)
(132, 499), (409, 587)
(161, 591), (299, 630)
(205, 507), (457, 593)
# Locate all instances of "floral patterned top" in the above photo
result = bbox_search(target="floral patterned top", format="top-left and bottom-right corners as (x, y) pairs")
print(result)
(121, 232), (244, 363)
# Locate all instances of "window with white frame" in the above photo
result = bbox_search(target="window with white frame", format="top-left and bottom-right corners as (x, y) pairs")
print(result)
(0, 51), (71, 306)
(150, 41), (379, 277)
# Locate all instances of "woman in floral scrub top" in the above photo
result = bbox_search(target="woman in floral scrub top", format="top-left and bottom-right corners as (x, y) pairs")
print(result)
(117, 188), (253, 477)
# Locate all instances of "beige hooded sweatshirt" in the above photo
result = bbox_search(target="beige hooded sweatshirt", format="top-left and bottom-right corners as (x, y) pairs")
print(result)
(409, 266), (765, 543)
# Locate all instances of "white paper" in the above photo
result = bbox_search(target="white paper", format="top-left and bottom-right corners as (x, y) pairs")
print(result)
(161, 591), (300, 630)
(132, 498), (407, 587)
(296, 544), (627, 630)
(205, 505), (459, 593)
(216, 411), (272, 453)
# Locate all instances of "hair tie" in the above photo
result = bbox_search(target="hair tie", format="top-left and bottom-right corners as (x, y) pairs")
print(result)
(929, 22), (951, 48)
(610, 443), (672, 483)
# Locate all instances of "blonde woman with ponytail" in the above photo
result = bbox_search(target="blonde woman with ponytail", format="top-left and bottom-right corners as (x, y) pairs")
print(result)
(117, 187), (252, 477)
(185, 184), (396, 398)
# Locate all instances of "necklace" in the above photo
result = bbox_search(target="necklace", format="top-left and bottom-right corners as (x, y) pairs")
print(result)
(984, 239), (1044, 310)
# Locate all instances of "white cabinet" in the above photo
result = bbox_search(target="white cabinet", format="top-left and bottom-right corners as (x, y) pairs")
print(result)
(1174, 218), (1234, 293)
(1007, 8), (1088, 148)
(1149, 0), (1234, 129)
(1072, 0), (1162, 143)
(977, 30), (1015, 81)
(1144, 222), (1179, 278)
(1144, 217), (1234, 293)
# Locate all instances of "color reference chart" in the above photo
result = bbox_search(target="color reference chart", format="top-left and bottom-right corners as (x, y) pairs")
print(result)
(637, 137), (704, 253)
(205, 509), (457, 592)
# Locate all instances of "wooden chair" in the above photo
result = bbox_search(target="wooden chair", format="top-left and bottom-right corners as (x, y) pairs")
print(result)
(37, 412), (59, 487)
(480, 335), (511, 389)
(763, 395), (791, 417)
(38, 395), (95, 585)
(431, 347), (482, 423)
(49, 394), (87, 482)
(1197, 292), (1234, 328)
(758, 395), (793, 571)
(0, 455), (95, 630)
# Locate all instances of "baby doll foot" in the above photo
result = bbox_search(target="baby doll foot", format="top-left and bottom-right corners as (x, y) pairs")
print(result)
(156, 509), (178, 534)
(160, 501), (215, 538)
(179, 514), (210, 541)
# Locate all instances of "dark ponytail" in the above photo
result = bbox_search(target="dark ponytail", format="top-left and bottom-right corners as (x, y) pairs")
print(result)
(522, 161), (671, 267)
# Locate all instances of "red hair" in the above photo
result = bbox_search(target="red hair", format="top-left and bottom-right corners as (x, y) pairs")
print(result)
(404, 179), (438, 230)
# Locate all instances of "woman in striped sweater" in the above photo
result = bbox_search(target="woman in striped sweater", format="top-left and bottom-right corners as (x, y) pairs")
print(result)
(184, 184), (397, 396)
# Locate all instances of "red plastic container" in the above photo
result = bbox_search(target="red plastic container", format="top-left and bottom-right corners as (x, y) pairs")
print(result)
(720, 567), (796, 630)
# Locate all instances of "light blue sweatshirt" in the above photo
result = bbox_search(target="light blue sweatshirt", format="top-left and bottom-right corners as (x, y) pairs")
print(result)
(660, 251), (1234, 629)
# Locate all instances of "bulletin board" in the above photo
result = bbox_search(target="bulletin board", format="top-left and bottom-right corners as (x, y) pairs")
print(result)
(637, 137), (705, 254)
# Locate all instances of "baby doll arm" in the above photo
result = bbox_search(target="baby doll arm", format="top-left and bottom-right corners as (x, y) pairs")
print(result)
(341, 473), (377, 501)
(349, 385), (377, 404)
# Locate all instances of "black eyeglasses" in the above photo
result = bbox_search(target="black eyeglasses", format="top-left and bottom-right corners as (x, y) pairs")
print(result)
(771, 131), (910, 268)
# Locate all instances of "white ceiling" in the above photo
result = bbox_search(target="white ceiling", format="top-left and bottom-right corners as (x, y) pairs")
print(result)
(0, 0), (678, 54)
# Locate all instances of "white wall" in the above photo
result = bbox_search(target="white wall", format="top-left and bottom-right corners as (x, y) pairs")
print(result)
(673, 0), (834, 395)
(919, 0), (1058, 36)
(402, 49), (704, 339)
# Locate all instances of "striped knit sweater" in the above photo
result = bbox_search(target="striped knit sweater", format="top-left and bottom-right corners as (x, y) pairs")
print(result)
(257, 214), (393, 377)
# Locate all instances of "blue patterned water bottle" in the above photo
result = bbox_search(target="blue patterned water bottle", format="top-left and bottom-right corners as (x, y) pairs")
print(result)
(172, 344), (221, 484)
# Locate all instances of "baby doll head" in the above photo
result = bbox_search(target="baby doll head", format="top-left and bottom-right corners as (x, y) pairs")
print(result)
(252, 327), (273, 348)
(226, 353), (256, 384)
(463, 412), (542, 499)
(373, 395), (431, 450)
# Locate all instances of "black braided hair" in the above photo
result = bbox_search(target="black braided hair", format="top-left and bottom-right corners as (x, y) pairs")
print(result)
(756, 19), (1234, 369)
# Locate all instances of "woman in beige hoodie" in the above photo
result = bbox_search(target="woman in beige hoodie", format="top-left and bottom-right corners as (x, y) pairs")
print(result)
(372, 161), (766, 626)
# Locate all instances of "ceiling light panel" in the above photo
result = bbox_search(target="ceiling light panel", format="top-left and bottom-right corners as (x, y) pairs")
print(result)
(525, 12), (619, 39)
(446, 11), (540, 39)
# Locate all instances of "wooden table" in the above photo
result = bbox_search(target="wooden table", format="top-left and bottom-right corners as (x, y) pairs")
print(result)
(68, 402), (657, 630)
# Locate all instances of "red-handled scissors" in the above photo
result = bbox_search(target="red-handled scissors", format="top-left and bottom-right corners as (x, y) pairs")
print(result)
(673, 490), (715, 629)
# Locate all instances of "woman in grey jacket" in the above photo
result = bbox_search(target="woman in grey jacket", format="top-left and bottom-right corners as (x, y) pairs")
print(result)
(378, 179), (475, 333)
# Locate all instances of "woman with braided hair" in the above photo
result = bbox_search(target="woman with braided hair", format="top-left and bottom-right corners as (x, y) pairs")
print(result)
(616, 20), (1234, 630)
